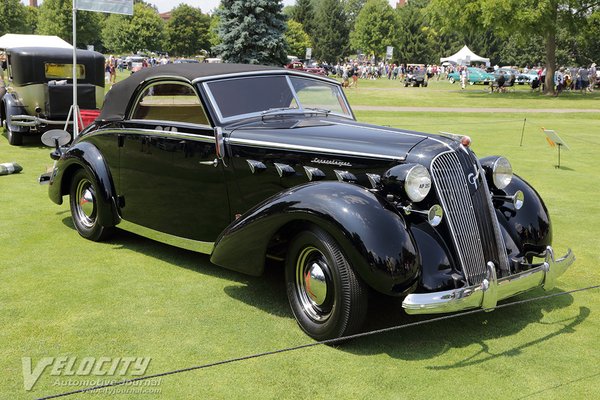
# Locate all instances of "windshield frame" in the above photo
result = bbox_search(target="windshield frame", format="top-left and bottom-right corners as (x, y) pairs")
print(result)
(201, 73), (354, 124)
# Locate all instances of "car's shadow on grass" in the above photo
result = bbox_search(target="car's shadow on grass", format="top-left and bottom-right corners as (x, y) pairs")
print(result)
(61, 217), (587, 365)
(61, 218), (291, 318)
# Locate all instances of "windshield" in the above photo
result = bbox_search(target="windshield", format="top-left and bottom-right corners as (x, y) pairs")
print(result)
(204, 75), (353, 122)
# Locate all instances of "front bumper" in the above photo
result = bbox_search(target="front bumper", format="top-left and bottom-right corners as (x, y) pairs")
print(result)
(402, 246), (574, 315)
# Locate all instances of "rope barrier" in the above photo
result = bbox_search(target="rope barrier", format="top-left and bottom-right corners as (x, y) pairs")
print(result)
(38, 284), (600, 399)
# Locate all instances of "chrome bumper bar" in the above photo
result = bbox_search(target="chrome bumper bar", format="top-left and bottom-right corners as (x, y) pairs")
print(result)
(402, 246), (574, 315)
(10, 115), (72, 127)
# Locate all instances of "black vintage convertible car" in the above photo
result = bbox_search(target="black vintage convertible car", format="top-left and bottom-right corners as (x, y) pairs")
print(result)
(41, 64), (574, 340)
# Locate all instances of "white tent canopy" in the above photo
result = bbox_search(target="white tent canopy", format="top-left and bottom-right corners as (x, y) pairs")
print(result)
(0, 34), (72, 50)
(440, 45), (490, 66)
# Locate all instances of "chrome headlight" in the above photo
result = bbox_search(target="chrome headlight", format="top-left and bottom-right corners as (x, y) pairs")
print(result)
(492, 157), (513, 189)
(382, 164), (432, 202)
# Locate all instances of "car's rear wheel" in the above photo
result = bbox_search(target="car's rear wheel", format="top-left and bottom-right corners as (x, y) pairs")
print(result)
(449, 77), (455, 84)
(285, 227), (368, 341)
(6, 126), (23, 146)
(69, 169), (113, 241)
(469, 81), (475, 85)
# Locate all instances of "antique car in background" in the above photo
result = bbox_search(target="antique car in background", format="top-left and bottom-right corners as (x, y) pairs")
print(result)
(0, 46), (105, 145)
(41, 64), (574, 340)
(448, 67), (495, 85)
(403, 68), (428, 87)
(285, 61), (326, 76)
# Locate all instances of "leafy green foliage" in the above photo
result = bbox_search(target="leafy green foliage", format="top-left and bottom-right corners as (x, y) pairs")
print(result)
(313, 0), (350, 63)
(165, 5), (211, 57)
(0, 0), (30, 36)
(285, 20), (312, 58)
(101, 3), (165, 54)
(350, 0), (397, 60)
(344, 0), (367, 31)
(214, 0), (288, 65)
(36, 0), (102, 49)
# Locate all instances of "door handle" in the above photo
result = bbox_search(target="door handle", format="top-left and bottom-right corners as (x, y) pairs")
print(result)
(199, 159), (218, 167)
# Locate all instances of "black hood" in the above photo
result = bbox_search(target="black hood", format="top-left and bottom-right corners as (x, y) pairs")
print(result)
(227, 116), (443, 162)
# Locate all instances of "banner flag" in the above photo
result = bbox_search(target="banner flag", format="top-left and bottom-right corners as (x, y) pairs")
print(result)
(76, 0), (133, 15)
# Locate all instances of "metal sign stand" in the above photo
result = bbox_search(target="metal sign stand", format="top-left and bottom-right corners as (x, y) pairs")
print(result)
(543, 129), (570, 169)
(69, 0), (80, 138)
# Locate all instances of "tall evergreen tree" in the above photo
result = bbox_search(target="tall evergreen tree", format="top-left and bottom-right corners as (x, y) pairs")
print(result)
(313, 0), (350, 63)
(291, 0), (315, 36)
(214, 0), (288, 65)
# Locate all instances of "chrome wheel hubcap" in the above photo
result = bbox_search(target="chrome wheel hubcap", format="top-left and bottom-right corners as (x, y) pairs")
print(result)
(295, 246), (333, 322)
(75, 179), (96, 228)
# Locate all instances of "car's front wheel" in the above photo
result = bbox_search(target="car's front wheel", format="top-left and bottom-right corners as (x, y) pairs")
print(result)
(449, 77), (455, 84)
(69, 169), (113, 241)
(285, 227), (368, 341)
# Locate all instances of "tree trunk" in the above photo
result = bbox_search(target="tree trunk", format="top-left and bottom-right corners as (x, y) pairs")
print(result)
(543, 6), (558, 95)
(544, 29), (557, 95)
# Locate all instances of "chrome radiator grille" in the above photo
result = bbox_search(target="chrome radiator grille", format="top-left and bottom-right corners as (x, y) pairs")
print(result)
(430, 151), (509, 285)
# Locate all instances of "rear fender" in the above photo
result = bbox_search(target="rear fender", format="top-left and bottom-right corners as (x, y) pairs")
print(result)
(2, 92), (29, 133)
(49, 141), (119, 227)
(211, 181), (420, 295)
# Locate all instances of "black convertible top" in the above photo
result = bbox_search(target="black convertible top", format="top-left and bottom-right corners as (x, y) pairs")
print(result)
(98, 63), (284, 121)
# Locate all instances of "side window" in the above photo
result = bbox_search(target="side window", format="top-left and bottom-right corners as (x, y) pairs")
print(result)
(131, 82), (210, 126)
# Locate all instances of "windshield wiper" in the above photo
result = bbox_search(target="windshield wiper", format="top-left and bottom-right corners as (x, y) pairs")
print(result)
(261, 107), (300, 116)
(303, 107), (331, 115)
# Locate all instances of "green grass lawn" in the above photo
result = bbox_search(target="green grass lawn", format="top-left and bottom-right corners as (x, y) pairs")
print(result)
(1, 76), (599, 399)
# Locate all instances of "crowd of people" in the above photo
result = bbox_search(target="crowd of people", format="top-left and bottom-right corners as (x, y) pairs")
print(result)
(323, 60), (598, 95)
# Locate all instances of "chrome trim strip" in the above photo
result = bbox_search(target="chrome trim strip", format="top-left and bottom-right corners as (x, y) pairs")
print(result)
(82, 128), (215, 144)
(402, 247), (574, 314)
(227, 137), (405, 161)
(118, 219), (214, 255)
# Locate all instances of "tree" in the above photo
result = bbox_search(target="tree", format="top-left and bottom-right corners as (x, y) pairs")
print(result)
(165, 5), (211, 56)
(101, 2), (165, 54)
(101, 14), (132, 54)
(127, 3), (165, 53)
(37, 0), (102, 48)
(350, 0), (398, 60)
(285, 20), (312, 58)
(394, 0), (434, 63)
(313, 0), (350, 63)
(291, 0), (316, 36)
(343, 0), (367, 30)
(428, 0), (600, 94)
(0, 0), (29, 36)
(214, 0), (288, 65)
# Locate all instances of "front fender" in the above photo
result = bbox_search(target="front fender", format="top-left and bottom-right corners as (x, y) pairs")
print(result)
(2, 92), (29, 133)
(211, 182), (420, 295)
(49, 141), (120, 227)
(494, 174), (552, 259)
